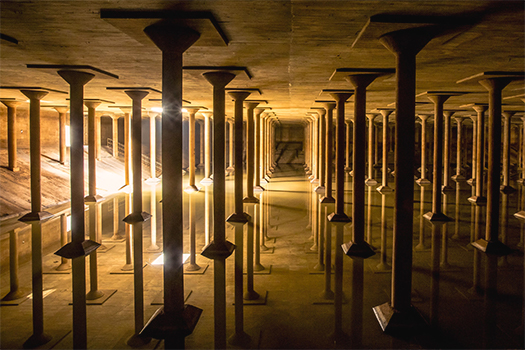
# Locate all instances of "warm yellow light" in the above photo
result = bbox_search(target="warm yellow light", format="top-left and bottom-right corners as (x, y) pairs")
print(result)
(65, 125), (71, 147)
(152, 253), (190, 265)
(151, 107), (163, 113)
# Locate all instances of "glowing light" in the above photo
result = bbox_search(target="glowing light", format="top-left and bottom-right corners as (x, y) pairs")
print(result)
(152, 253), (190, 265)
(65, 125), (71, 147)
(181, 108), (188, 113)
(67, 215), (71, 232)
(151, 107), (163, 113)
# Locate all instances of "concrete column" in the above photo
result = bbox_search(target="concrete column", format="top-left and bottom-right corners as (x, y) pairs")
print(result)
(423, 93), (456, 222)
(315, 108), (327, 194)
(121, 90), (150, 345)
(377, 108), (394, 194)
(146, 112), (160, 183)
(197, 119), (205, 169)
(200, 111), (213, 184)
(95, 112), (101, 160)
(226, 90), (251, 345)
(254, 107), (266, 192)
(1, 100), (22, 171)
(468, 104), (488, 204)
(111, 115), (119, 158)
(227, 118), (234, 174)
(84, 101), (101, 202)
(55, 71), (99, 350)
(320, 102), (336, 203)
(327, 92), (352, 223)
(416, 114), (431, 186)
(201, 71), (236, 350)
(19, 89), (54, 348)
(442, 110), (456, 192)
(122, 109), (132, 186)
(460, 73), (524, 255)
(452, 117), (466, 181)
(521, 117), (525, 184)
(261, 115), (270, 181)
(310, 114), (319, 183)
(501, 111), (517, 194)
(372, 25), (440, 332)
(185, 107), (203, 192)
(365, 113), (379, 186)
(141, 22), (202, 348)
(53, 106), (69, 165)
(467, 114), (478, 186)
(1, 228), (27, 301)
(243, 101), (260, 203)
(345, 119), (352, 172)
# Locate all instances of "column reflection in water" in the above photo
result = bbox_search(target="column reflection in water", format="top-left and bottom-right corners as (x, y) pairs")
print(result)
(122, 192), (133, 271)
(366, 186), (374, 248)
(429, 221), (442, 328)
(186, 192), (201, 271)
(244, 204), (260, 301)
(499, 193), (509, 267)
(110, 197), (124, 241)
(1, 228), (27, 301)
(147, 185), (160, 252)
(310, 189), (319, 252)
(348, 258), (364, 348)
(377, 195), (391, 271)
(254, 201), (265, 271)
(260, 191), (270, 251)
(440, 192), (451, 269)
(482, 254), (498, 349)
(204, 183), (212, 246)
(56, 213), (71, 271)
(314, 202), (326, 271)
(415, 186), (429, 251)
(321, 204), (334, 300)
(469, 202), (484, 297)
(452, 182), (462, 240)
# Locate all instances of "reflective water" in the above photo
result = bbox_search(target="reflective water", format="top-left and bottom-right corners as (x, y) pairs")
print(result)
(1, 164), (524, 349)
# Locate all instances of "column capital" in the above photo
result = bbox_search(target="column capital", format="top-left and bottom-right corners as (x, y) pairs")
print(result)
(144, 21), (200, 53)
(84, 100), (101, 110)
(244, 101), (259, 110)
(203, 71), (236, 89)
(228, 90), (251, 102)
(125, 89), (149, 102)
(20, 89), (48, 100)
(0, 99), (23, 108)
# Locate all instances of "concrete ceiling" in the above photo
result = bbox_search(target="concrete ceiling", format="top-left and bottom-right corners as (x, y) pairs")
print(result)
(1, 1), (524, 121)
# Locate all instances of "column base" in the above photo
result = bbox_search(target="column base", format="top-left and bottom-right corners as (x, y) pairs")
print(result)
(19, 211), (54, 223)
(243, 289), (260, 301)
(441, 185), (454, 193)
(344, 166), (351, 172)
(319, 196), (335, 204)
(8, 166), (20, 172)
(348, 170), (354, 177)
(376, 185), (393, 194)
(372, 302), (426, 335)
(184, 263), (202, 272)
(305, 170), (312, 176)
(468, 196), (487, 205)
(1, 289), (29, 302)
(123, 211), (152, 224)
(415, 178), (431, 186)
(423, 212), (452, 222)
(243, 196), (259, 204)
(314, 185), (325, 194)
(84, 194), (103, 203)
(253, 185), (265, 193)
(451, 174), (465, 182)
(23, 332), (53, 349)
(86, 289), (105, 300)
(228, 331), (251, 347)
(226, 212), (250, 224)
(327, 212), (351, 223)
(500, 185), (516, 194)
(467, 178), (475, 186)
(261, 178), (268, 185)
(145, 177), (161, 185)
(341, 241), (375, 259)
(471, 239), (513, 256)
(310, 178), (319, 184)
(184, 185), (200, 193)
(201, 240), (235, 259)
(226, 166), (234, 173)
(140, 305), (202, 340)
(365, 178), (378, 186)
(200, 177), (213, 185)
(55, 239), (100, 259)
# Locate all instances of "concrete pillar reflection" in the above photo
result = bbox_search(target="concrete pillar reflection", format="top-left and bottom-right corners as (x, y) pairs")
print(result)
(377, 195), (391, 271)
(1, 228), (26, 301)
(345, 119), (352, 173)
(185, 107), (203, 193)
(442, 110), (456, 192)
(227, 118), (234, 174)
(1, 100), (22, 171)
(111, 115), (119, 158)
(146, 112), (160, 183)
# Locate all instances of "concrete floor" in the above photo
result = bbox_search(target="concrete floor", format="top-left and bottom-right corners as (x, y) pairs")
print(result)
(1, 164), (524, 349)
